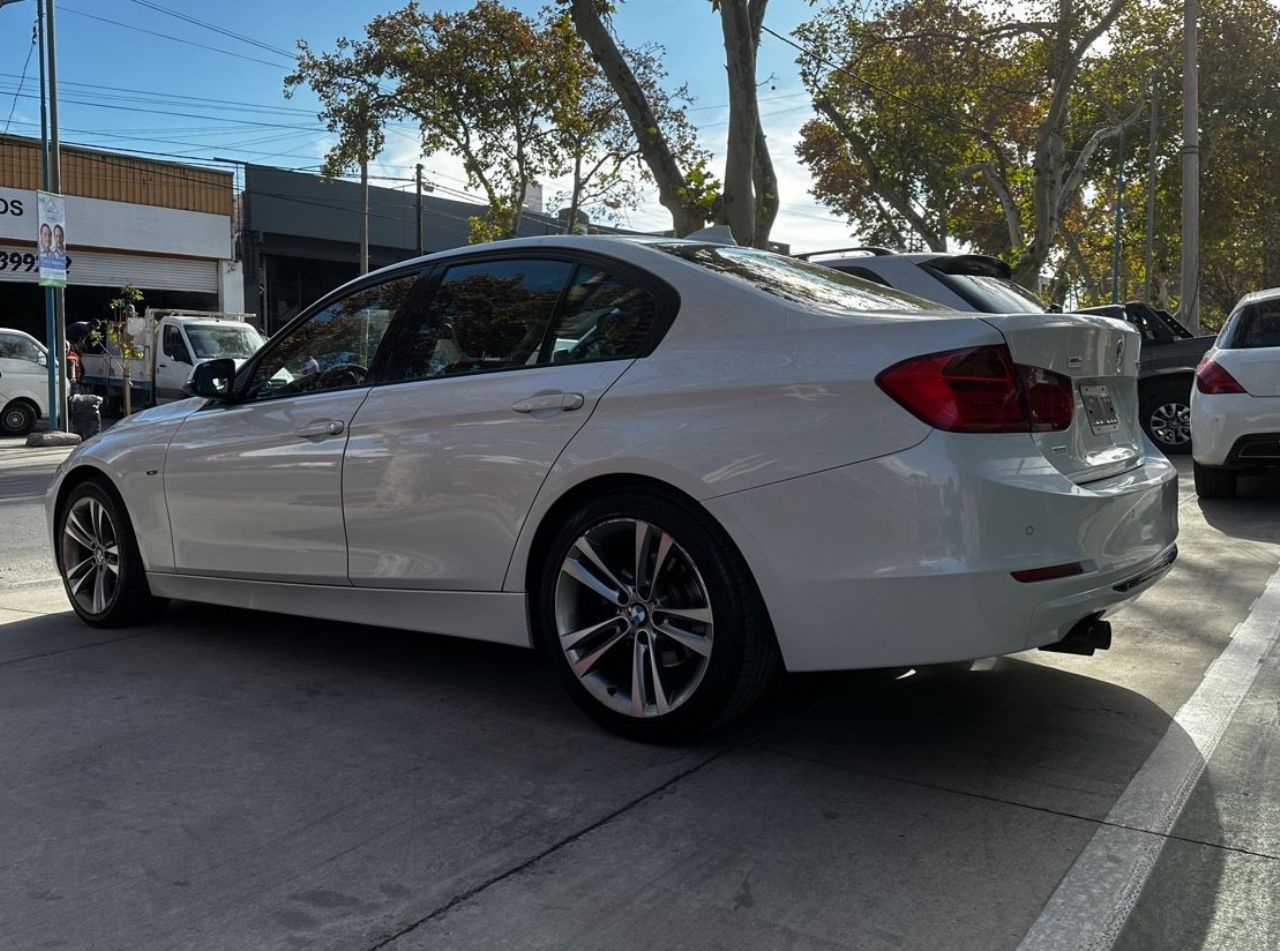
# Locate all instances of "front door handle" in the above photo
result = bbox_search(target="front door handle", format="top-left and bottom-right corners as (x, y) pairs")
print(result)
(512, 392), (584, 414)
(294, 419), (345, 438)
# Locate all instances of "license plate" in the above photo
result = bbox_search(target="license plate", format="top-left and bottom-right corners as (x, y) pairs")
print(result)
(1081, 384), (1120, 434)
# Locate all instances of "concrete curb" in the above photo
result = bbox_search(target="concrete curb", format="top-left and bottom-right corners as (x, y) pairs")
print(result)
(25, 431), (82, 448)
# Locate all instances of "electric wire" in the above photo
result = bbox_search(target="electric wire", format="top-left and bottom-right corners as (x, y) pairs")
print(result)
(2, 15), (37, 135)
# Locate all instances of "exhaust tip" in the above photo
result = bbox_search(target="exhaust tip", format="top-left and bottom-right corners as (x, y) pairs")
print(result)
(1040, 614), (1112, 656)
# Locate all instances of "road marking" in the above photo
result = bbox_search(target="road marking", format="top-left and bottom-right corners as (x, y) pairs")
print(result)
(1017, 564), (1280, 950)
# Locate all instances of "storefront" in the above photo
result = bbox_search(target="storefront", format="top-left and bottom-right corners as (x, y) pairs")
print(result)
(0, 135), (244, 344)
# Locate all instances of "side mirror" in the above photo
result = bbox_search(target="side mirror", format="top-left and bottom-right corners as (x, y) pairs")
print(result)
(184, 358), (236, 401)
(37, 352), (47, 367)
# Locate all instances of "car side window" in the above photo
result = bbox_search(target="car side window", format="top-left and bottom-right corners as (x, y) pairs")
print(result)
(544, 265), (658, 363)
(0, 333), (41, 364)
(397, 259), (573, 381)
(244, 272), (418, 401)
(163, 326), (191, 363)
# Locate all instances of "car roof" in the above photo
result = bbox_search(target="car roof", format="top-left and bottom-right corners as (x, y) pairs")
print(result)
(1235, 287), (1280, 308)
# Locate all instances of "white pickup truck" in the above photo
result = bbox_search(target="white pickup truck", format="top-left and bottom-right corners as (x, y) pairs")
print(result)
(80, 309), (264, 413)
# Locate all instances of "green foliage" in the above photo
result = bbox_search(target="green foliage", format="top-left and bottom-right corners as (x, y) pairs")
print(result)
(287, 1), (578, 239)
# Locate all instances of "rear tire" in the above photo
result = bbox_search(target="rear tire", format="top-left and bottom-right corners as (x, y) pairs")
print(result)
(536, 488), (779, 743)
(1, 400), (37, 436)
(1139, 378), (1193, 455)
(56, 479), (168, 627)
(1194, 461), (1237, 500)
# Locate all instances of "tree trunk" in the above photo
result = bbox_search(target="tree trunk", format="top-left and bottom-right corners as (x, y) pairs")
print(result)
(752, 123), (779, 248)
(719, 0), (758, 245)
(567, 0), (704, 235)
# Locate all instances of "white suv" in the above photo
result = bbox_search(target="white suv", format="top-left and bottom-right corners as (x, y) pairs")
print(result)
(1190, 288), (1280, 498)
(0, 328), (49, 436)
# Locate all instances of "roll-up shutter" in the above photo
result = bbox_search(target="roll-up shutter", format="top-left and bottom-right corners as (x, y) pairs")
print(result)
(0, 249), (218, 293)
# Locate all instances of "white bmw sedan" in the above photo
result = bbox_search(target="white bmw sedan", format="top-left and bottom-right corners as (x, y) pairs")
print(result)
(1191, 288), (1280, 498)
(46, 236), (1178, 740)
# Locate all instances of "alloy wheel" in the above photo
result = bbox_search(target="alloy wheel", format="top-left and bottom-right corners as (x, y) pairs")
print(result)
(3, 405), (30, 433)
(60, 496), (121, 615)
(1149, 402), (1191, 447)
(554, 518), (714, 718)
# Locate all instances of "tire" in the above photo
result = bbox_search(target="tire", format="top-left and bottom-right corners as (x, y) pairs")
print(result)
(1, 400), (37, 437)
(536, 489), (779, 742)
(1139, 378), (1193, 455)
(56, 479), (168, 627)
(1194, 461), (1237, 500)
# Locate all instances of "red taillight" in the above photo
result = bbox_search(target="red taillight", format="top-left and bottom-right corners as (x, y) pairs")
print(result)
(1195, 358), (1246, 395)
(1012, 562), (1084, 583)
(876, 344), (1073, 433)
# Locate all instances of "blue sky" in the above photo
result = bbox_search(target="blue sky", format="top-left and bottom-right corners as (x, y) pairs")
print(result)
(0, 0), (852, 249)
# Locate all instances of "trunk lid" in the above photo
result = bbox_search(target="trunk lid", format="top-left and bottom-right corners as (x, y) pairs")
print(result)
(1214, 347), (1280, 397)
(982, 312), (1145, 483)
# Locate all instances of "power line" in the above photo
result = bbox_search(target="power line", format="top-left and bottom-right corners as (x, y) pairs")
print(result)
(59, 5), (288, 70)
(124, 0), (295, 60)
(3, 15), (37, 135)
(0, 72), (316, 117)
(0, 87), (318, 130)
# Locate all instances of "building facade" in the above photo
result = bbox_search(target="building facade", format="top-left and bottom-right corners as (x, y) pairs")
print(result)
(0, 135), (243, 344)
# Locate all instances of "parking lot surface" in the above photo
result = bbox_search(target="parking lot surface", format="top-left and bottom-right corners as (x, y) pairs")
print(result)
(2, 438), (1278, 950)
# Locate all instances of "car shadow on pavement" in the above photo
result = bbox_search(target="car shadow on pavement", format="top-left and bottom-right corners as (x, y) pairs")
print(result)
(0, 601), (1227, 951)
(1197, 469), (1280, 544)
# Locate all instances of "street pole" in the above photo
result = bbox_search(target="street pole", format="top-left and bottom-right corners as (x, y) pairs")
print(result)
(359, 157), (369, 275)
(1181, 0), (1201, 334)
(1144, 77), (1159, 304)
(35, 0), (58, 431)
(1111, 127), (1126, 305)
(47, 0), (68, 426)
(415, 163), (424, 256)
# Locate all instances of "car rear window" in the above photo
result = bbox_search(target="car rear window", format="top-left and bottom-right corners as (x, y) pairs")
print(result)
(923, 269), (1046, 314)
(1229, 301), (1280, 349)
(652, 243), (942, 314)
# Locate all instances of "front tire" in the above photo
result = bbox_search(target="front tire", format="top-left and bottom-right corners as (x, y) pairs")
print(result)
(536, 489), (778, 742)
(1194, 461), (1237, 500)
(1, 400), (37, 436)
(57, 480), (167, 627)
(1140, 378), (1193, 455)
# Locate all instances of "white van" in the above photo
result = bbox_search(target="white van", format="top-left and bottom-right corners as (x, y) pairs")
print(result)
(0, 328), (49, 436)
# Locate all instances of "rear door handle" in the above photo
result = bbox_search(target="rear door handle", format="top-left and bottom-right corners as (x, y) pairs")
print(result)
(512, 392), (584, 414)
(294, 419), (345, 438)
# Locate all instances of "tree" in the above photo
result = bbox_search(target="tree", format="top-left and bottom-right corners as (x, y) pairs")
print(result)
(796, 0), (1145, 286)
(563, 0), (778, 247)
(544, 13), (708, 229)
(287, 1), (576, 241)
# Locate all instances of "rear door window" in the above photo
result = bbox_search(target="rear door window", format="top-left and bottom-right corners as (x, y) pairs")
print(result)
(545, 265), (658, 363)
(396, 259), (573, 381)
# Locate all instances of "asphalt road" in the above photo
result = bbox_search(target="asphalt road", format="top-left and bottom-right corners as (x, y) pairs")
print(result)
(1, 436), (1278, 951)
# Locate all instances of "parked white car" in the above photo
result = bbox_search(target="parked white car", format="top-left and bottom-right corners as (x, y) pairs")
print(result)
(45, 236), (1179, 740)
(1191, 288), (1280, 498)
(0, 328), (49, 436)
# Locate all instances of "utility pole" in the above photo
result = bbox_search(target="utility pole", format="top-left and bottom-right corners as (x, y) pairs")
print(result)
(359, 156), (369, 275)
(1111, 127), (1126, 305)
(36, 0), (58, 431)
(415, 163), (425, 256)
(1181, 0), (1201, 334)
(47, 0), (68, 427)
(1144, 77), (1160, 303)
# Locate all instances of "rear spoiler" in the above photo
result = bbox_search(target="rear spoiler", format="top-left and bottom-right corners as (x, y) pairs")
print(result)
(920, 254), (1013, 280)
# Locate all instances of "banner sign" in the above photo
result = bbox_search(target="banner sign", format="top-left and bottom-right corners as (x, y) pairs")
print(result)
(37, 191), (67, 287)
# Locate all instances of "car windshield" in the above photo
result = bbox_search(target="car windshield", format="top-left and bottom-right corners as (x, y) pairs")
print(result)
(185, 325), (264, 360)
(926, 270), (1047, 314)
(652, 244), (943, 314)
(1230, 300), (1280, 349)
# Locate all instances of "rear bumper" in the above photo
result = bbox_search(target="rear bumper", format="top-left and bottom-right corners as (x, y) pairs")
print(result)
(1191, 391), (1280, 466)
(705, 431), (1179, 672)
